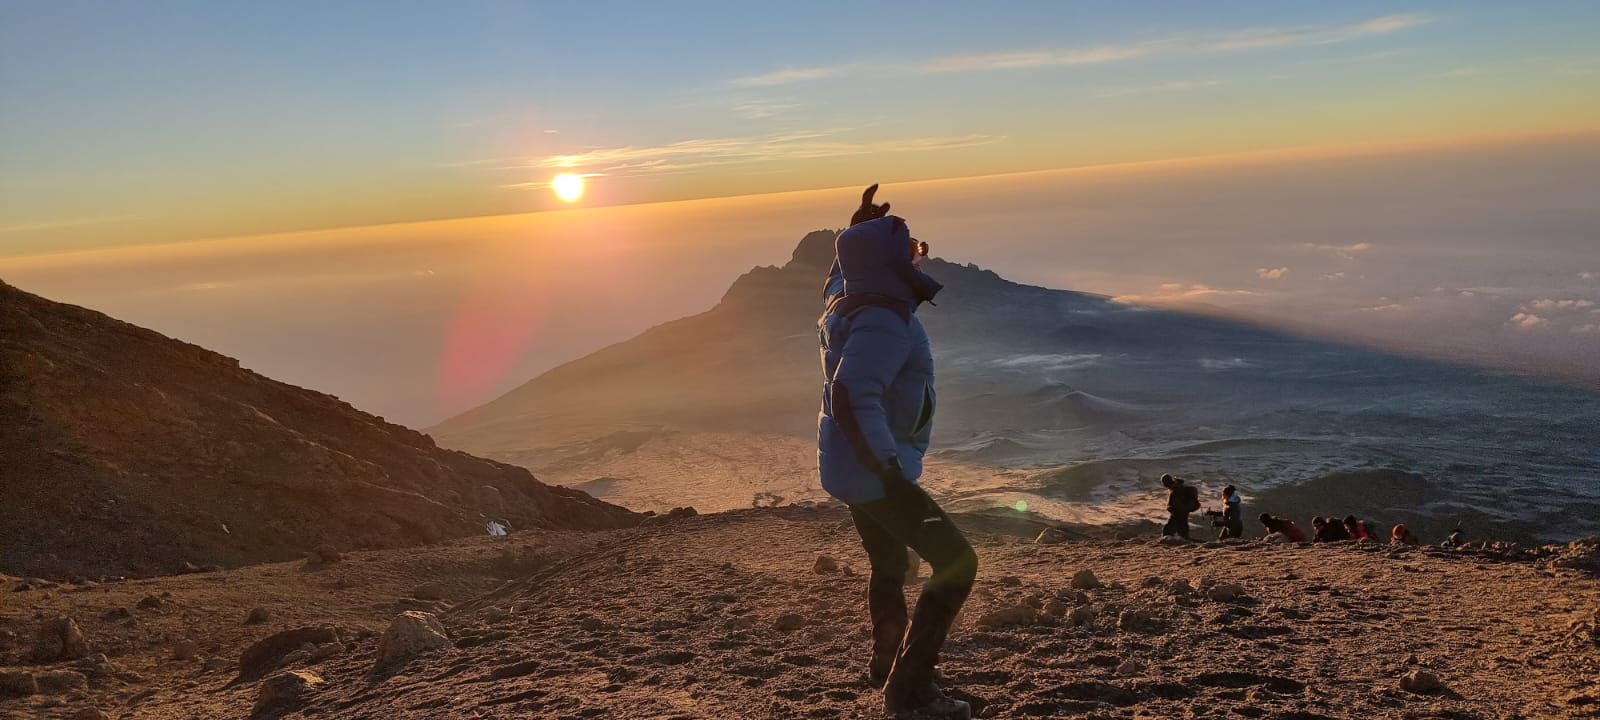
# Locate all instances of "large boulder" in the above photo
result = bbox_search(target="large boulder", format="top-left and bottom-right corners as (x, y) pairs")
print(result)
(374, 612), (449, 671)
(239, 626), (342, 680)
(253, 670), (324, 716)
(31, 616), (90, 662)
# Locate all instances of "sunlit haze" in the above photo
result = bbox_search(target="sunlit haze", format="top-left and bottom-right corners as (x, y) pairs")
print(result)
(1, 2), (1597, 427)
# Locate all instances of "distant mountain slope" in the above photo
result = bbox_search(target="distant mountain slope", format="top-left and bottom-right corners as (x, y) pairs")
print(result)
(0, 280), (638, 579)
(431, 231), (1600, 543)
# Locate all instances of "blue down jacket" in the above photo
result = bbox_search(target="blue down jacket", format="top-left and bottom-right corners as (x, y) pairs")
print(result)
(817, 216), (944, 504)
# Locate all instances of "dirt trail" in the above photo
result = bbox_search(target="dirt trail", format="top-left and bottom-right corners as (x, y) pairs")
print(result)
(3, 507), (1598, 719)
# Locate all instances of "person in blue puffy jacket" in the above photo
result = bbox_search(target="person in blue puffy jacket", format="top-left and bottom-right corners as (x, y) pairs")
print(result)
(818, 185), (977, 719)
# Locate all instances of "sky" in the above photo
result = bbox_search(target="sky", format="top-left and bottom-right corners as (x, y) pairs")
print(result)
(3, 1), (1599, 254)
(1, 2), (1598, 427)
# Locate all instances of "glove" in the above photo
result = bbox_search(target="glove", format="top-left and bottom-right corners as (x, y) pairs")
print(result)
(878, 456), (911, 492)
(849, 184), (891, 227)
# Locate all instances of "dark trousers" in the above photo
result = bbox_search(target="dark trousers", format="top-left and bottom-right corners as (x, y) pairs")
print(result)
(1163, 511), (1191, 538)
(1220, 519), (1244, 540)
(849, 477), (977, 697)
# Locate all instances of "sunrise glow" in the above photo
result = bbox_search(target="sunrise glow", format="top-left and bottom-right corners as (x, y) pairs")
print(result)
(552, 174), (585, 203)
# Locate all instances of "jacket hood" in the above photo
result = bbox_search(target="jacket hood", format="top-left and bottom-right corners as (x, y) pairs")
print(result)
(834, 216), (943, 307)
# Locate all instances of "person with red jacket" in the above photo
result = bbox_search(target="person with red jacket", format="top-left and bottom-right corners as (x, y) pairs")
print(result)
(1343, 515), (1373, 541)
(1259, 513), (1306, 542)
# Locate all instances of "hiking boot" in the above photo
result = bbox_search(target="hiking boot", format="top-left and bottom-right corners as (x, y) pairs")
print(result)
(884, 681), (970, 719)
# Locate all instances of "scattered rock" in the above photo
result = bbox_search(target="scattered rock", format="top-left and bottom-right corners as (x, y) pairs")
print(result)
(1118, 607), (1160, 632)
(1071, 569), (1104, 590)
(976, 605), (1041, 630)
(31, 616), (91, 662)
(173, 639), (200, 661)
(204, 657), (234, 673)
(1169, 579), (1195, 596)
(483, 607), (510, 622)
(1207, 583), (1246, 602)
(578, 616), (609, 632)
(1067, 605), (1099, 627)
(99, 607), (133, 622)
(374, 612), (450, 670)
(813, 555), (839, 574)
(1116, 659), (1142, 677)
(1043, 599), (1069, 616)
(244, 607), (272, 625)
(309, 544), (342, 565)
(0, 669), (37, 697)
(773, 614), (806, 632)
(411, 583), (449, 601)
(998, 575), (1023, 587)
(239, 625), (341, 679)
(1399, 669), (1443, 694)
(254, 670), (324, 715)
(71, 709), (111, 720)
(135, 594), (165, 611)
(71, 654), (118, 678)
(35, 669), (88, 694)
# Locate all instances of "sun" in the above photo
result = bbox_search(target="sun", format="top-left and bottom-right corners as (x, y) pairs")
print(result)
(551, 173), (584, 202)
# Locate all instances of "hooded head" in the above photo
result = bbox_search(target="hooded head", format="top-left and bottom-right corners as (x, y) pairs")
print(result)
(1160, 473), (1174, 488)
(834, 215), (942, 307)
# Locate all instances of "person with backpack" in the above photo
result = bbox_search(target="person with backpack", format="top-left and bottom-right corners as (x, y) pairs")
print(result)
(818, 185), (976, 719)
(1161, 473), (1199, 538)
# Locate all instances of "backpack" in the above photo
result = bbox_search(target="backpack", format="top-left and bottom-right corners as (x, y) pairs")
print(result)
(1182, 486), (1201, 514)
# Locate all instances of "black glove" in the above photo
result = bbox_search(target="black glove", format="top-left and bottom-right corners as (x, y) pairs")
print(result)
(850, 184), (891, 227)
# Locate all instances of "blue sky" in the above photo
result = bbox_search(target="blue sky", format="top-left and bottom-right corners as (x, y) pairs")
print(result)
(2, 1), (1598, 254)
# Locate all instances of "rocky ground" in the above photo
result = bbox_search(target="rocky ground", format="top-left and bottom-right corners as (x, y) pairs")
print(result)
(3, 506), (1599, 720)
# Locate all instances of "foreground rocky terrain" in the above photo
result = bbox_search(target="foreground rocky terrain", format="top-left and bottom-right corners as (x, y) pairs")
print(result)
(3, 506), (1597, 719)
(0, 280), (638, 579)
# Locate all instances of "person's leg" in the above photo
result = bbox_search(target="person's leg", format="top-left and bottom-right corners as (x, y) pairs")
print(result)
(1177, 512), (1192, 539)
(848, 505), (909, 685)
(853, 478), (977, 714)
(1163, 512), (1181, 536)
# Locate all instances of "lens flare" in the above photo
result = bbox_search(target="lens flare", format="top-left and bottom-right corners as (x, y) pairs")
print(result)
(1013, 499), (1029, 513)
(552, 173), (584, 202)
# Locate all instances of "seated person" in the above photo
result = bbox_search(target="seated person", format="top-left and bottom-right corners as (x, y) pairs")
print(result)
(1343, 515), (1372, 541)
(1390, 523), (1420, 546)
(1258, 512), (1306, 542)
(1311, 515), (1352, 542)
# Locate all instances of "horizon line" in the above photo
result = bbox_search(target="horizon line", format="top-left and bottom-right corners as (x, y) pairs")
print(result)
(4, 125), (1596, 265)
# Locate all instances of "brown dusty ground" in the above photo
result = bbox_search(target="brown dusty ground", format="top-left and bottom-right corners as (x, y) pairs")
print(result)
(3, 506), (1599, 720)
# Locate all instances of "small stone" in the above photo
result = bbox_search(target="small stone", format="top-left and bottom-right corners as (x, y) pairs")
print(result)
(975, 605), (1040, 630)
(173, 639), (200, 661)
(998, 575), (1022, 587)
(1207, 583), (1245, 602)
(1043, 599), (1069, 616)
(240, 625), (341, 679)
(71, 654), (117, 677)
(100, 608), (133, 622)
(0, 669), (36, 697)
(411, 583), (448, 601)
(483, 607), (509, 622)
(772, 614), (806, 632)
(204, 657), (234, 672)
(244, 607), (271, 625)
(1115, 659), (1141, 677)
(812, 556), (839, 574)
(578, 616), (609, 632)
(1399, 669), (1442, 694)
(1067, 605), (1098, 627)
(374, 612), (449, 670)
(35, 670), (88, 695)
(135, 595), (164, 610)
(1034, 527), (1071, 544)
(1071, 569), (1104, 590)
(310, 544), (342, 564)
(1169, 579), (1195, 596)
(72, 710), (111, 720)
(254, 670), (324, 714)
(1118, 607), (1159, 631)
(31, 616), (91, 662)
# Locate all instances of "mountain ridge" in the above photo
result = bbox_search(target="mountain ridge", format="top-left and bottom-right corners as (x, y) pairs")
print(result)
(0, 279), (639, 580)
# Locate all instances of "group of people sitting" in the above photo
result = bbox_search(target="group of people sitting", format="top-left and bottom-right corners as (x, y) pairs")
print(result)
(1162, 473), (1464, 547)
